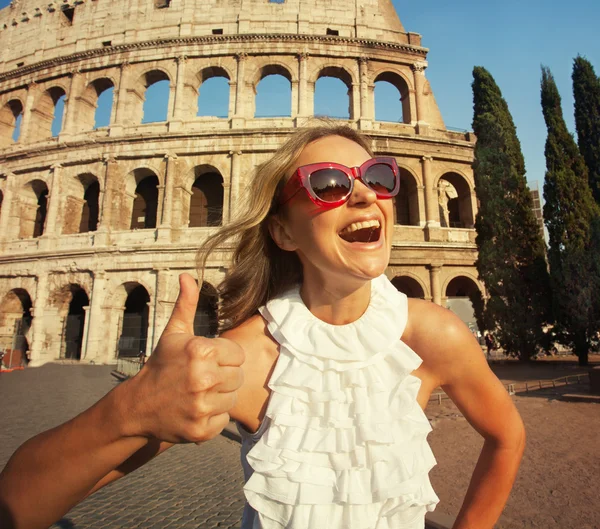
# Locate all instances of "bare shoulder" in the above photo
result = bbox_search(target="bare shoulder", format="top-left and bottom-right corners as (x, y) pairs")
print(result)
(403, 298), (484, 387)
(221, 314), (279, 432)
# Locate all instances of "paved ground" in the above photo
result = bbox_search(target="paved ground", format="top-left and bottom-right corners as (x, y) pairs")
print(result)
(0, 364), (246, 529)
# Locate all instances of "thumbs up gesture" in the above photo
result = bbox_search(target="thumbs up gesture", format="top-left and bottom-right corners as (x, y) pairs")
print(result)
(126, 274), (245, 443)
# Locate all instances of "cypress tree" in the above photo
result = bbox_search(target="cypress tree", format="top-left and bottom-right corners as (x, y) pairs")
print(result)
(471, 66), (551, 361)
(572, 56), (600, 205)
(541, 66), (600, 366)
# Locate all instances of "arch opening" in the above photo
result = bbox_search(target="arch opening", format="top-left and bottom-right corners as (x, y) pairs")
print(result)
(29, 87), (67, 141)
(315, 68), (352, 120)
(393, 168), (420, 226)
(255, 68), (292, 118)
(141, 71), (170, 124)
(438, 173), (474, 228)
(189, 168), (224, 227)
(391, 276), (425, 299)
(374, 72), (411, 124)
(130, 174), (159, 229)
(197, 68), (230, 118)
(61, 286), (89, 360)
(194, 282), (218, 337)
(0, 289), (32, 368)
(118, 285), (150, 357)
(445, 276), (481, 333)
(80, 180), (100, 233)
(19, 180), (49, 239)
(0, 99), (24, 146)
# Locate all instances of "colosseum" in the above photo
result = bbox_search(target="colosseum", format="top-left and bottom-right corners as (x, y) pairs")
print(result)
(0, 0), (481, 368)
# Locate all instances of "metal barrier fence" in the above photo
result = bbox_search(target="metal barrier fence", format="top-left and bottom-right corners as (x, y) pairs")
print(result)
(115, 356), (144, 378)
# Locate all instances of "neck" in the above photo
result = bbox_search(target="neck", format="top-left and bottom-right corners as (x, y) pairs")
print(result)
(299, 274), (372, 325)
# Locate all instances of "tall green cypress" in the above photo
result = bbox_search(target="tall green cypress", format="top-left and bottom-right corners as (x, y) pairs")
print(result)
(541, 66), (600, 366)
(572, 56), (600, 205)
(471, 66), (551, 361)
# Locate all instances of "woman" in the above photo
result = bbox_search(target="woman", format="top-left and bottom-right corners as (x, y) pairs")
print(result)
(0, 125), (525, 529)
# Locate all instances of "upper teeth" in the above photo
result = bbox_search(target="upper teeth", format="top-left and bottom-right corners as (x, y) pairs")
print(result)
(340, 219), (381, 235)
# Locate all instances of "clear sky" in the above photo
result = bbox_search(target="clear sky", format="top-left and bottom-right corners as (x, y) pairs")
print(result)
(394, 0), (599, 189)
(1, 0), (598, 191)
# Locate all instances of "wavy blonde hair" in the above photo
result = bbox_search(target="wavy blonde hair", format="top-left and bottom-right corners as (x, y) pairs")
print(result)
(197, 123), (374, 331)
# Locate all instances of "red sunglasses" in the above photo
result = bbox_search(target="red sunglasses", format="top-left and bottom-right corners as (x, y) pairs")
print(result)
(279, 157), (400, 208)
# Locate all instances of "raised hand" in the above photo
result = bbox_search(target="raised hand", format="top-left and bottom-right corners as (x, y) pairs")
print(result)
(126, 273), (245, 443)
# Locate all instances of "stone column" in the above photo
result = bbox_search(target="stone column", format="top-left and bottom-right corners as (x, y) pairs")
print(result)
(84, 270), (107, 362)
(43, 164), (62, 236)
(161, 154), (177, 227)
(232, 53), (248, 128)
(98, 156), (117, 231)
(80, 305), (91, 360)
(421, 156), (438, 226)
(412, 61), (428, 128)
(422, 156), (442, 242)
(416, 184), (427, 227)
(145, 300), (155, 357)
(112, 62), (132, 131)
(0, 173), (15, 243)
(228, 150), (242, 221)
(296, 52), (310, 121)
(151, 268), (170, 350)
(61, 69), (84, 136)
(429, 264), (443, 306)
(20, 82), (38, 144)
(358, 57), (373, 129)
(29, 272), (49, 366)
(171, 55), (187, 126)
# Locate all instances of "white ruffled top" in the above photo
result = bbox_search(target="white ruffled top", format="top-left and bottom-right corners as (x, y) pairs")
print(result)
(244, 274), (439, 529)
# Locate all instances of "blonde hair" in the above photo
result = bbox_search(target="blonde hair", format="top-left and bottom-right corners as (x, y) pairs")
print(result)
(197, 123), (374, 331)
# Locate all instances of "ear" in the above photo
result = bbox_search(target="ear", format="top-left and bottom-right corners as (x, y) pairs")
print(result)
(268, 214), (298, 252)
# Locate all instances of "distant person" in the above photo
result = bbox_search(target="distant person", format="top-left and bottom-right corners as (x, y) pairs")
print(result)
(0, 125), (525, 529)
(485, 333), (496, 356)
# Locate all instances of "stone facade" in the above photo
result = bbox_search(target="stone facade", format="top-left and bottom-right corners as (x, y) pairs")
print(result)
(0, 0), (481, 367)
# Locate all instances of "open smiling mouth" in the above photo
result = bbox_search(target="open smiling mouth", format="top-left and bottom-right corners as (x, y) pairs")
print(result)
(338, 220), (382, 243)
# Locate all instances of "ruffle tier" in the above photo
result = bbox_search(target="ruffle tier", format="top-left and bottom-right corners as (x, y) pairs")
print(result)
(245, 275), (439, 529)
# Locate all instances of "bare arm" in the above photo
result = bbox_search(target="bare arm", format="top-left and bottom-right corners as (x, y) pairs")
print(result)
(0, 274), (244, 529)
(407, 301), (525, 529)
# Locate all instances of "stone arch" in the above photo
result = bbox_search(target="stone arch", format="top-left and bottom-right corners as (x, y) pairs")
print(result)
(19, 179), (48, 238)
(194, 281), (218, 337)
(135, 69), (171, 124)
(62, 173), (100, 234)
(48, 283), (90, 360)
(444, 274), (483, 332)
(314, 66), (355, 120)
(435, 171), (474, 229)
(29, 86), (67, 141)
(112, 282), (151, 358)
(253, 64), (293, 118)
(0, 98), (24, 146)
(197, 66), (231, 118)
(391, 275), (426, 299)
(373, 71), (412, 124)
(0, 288), (33, 367)
(126, 168), (161, 230)
(76, 77), (115, 132)
(187, 165), (224, 227)
(393, 166), (420, 226)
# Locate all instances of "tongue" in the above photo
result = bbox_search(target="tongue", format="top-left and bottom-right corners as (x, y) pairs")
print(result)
(340, 227), (377, 243)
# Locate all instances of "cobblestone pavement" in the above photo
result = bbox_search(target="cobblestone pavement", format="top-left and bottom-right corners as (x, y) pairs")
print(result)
(0, 364), (246, 529)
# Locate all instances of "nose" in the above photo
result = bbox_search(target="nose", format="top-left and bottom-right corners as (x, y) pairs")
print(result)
(347, 178), (377, 207)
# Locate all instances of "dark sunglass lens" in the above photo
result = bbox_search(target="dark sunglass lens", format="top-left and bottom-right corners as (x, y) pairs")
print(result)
(309, 169), (351, 202)
(364, 164), (397, 195)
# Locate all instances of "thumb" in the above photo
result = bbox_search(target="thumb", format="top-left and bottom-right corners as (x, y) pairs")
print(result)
(163, 273), (200, 335)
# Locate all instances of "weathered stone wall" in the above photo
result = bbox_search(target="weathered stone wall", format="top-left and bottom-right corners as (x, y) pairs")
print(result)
(0, 0), (480, 366)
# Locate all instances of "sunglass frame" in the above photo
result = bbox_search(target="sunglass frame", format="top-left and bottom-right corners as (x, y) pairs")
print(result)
(279, 157), (401, 208)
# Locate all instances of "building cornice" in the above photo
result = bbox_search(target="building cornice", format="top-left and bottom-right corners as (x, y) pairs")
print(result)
(0, 33), (427, 83)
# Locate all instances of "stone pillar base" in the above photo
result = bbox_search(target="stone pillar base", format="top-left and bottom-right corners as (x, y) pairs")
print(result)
(156, 226), (172, 243)
(231, 117), (246, 128)
(425, 224), (443, 242)
(416, 122), (430, 135)
(359, 118), (373, 130)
